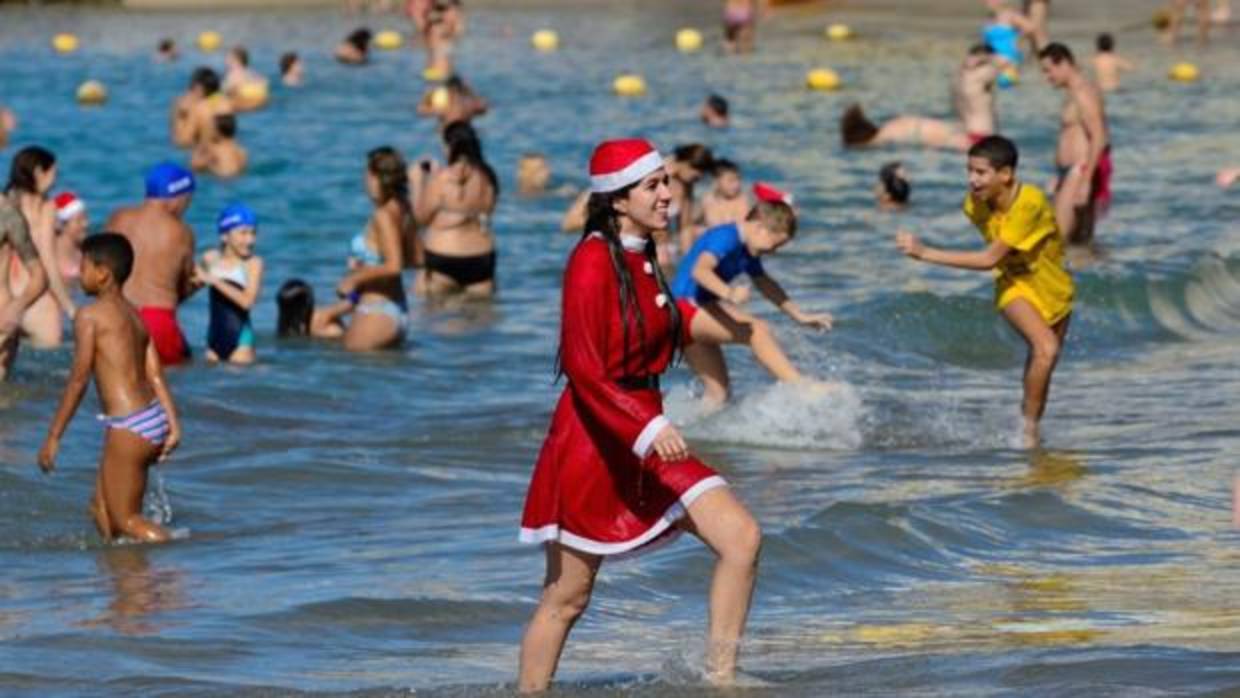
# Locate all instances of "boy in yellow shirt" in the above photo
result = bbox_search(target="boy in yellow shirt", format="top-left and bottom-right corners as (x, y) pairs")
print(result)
(896, 135), (1073, 447)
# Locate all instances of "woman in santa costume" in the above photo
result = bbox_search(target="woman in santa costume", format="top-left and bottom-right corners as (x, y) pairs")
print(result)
(518, 139), (762, 692)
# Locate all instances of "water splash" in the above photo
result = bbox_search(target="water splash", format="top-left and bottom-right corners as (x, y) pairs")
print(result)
(143, 467), (173, 526)
(669, 380), (865, 451)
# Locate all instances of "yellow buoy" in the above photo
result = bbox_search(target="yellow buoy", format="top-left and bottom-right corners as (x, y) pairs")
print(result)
(806, 68), (841, 91)
(675, 28), (703, 53)
(423, 65), (447, 82)
(429, 86), (450, 110)
(52, 33), (80, 54)
(1169, 62), (1199, 82)
(531, 29), (559, 52)
(613, 74), (647, 97)
(76, 80), (107, 105)
(237, 81), (269, 107)
(825, 23), (852, 41)
(374, 30), (403, 50)
(198, 31), (222, 52)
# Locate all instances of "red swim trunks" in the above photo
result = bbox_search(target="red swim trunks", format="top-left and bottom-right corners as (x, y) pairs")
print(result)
(968, 132), (988, 146)
(1092, 146), (1113, 217)
(139, 306), (190, 366)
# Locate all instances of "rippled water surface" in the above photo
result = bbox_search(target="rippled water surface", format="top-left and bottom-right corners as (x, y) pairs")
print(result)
(2, 1), (1240, 695)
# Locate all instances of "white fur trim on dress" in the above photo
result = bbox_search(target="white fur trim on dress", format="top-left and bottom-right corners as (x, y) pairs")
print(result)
(590, 150), (664, 193)
(632, 414), (669, 458)
(518, 475), (728, 557)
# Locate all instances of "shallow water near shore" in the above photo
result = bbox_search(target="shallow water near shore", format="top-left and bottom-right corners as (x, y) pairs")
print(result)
(2, 1), (1240, 695)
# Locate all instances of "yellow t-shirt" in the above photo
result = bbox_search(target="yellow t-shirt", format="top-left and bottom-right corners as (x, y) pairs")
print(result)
(963, 183), (1074, 324)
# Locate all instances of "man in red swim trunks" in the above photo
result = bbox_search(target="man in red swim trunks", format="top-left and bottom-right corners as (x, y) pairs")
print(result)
(104, 162), (198, 365)
(1040, 42), (1112, 245)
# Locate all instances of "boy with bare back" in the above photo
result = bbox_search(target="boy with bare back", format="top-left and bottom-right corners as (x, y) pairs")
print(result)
(38, 233), (182, 544)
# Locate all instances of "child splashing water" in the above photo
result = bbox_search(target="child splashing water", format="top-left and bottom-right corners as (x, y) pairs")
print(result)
(39, 233), (183, 543)
(196, 203), (264, 364)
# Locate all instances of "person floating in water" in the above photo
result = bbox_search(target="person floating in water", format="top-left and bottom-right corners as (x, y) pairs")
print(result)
(196, 203), (263, 364)
(672, 182), (832, 407)
(841, 103), (972, 152)
(276, 278), (354, 339)
(896, 135), (1073, 448)
(279, 52), (304, 87)
(38, 232), (183, 544)
(518, 138), (761, 692)
(1090, 33), (1134, 92)
(335, 28), (372, 65)
(700, 93), (730, 128)
(1039, 42), (1111, 245)
(190, 114), (248, 179)
(876, 161), (911, 212)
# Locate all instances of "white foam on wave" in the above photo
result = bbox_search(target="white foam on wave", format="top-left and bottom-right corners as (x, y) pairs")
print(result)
(667, 380), (865, 451)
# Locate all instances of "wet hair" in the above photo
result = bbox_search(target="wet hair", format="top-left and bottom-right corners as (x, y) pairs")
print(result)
(968, 135), (1019, 171)
(442, 121), (500, 195)
(879, 161), (911, 204)
(5, 145), (56, 195)
(82, 232), (134, 284)
(673, 143), (714, 172)
(1096, 33), (1114, 52)
(747, 200), (797, 238)
(190, 66), (221, 96)
(215, 113), (238, 138)
(1038, 42), (1075, 65)
(713, 158), (739, 177)
(840, 103), (879, 147)
(158, 38), (176, 53)
(279, 52), (299, 76)
(559, 183), (682, 379)
(231, 46), (249, 67)
(968, 43), (995, 56)
(706, 93), (729, 118)
(346, 28), (372, 52)
(276, 278), (314, 337)
(367, 146), (413, 224)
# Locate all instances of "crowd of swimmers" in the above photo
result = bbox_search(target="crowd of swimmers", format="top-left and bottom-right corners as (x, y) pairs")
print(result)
(0, 0), (1238, 692)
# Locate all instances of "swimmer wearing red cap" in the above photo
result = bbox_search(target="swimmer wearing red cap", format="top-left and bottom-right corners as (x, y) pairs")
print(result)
(518, 138), (761, 692)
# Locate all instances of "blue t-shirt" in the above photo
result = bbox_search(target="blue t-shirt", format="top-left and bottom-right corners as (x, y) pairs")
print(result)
(671, 223), (766, 304)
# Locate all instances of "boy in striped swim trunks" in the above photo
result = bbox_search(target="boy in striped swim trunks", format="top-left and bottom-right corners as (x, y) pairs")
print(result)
(39, 233), (182, 543)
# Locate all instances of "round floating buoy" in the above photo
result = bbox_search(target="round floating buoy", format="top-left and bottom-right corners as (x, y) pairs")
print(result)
(531, 29), (559, 52)
(429, 86), (450, 110)
(374, 29), (403, 50)
(676, 28), (703, 53)
(613, 74), (647, 97)
(825, 24), (852, 41)
(806, 68), (841, 91)
(52, 33), (79, 54)
(76, 80), (107, 105)
(1169, 61), (1199, 82)
(198, 31), (222, 52)
(237, 81), (269, 107)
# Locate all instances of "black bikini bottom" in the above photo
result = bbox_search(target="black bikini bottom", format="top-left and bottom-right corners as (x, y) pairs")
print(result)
(424, 250), (496, 287)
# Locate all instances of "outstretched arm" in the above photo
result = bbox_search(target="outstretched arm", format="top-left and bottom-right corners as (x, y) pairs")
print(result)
(145, 337), (181, 461)
(29, 203), (76, 317)
(692, 252), (748, 304)
(754, 274), (833, 329)
(897, 229), (1010, 270)
(38, 312), (95, 472)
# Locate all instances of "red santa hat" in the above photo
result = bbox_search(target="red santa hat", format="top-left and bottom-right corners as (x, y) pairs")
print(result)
(54, 191), (85, 223)
(753, 182), (794, 207)
(589, 138), (664, 193)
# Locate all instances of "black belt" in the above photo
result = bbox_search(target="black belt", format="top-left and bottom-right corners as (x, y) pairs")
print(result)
(616, 375), (660, 391)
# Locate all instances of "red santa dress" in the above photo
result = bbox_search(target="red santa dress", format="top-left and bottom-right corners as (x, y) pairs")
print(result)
(519, 232), (726, 557)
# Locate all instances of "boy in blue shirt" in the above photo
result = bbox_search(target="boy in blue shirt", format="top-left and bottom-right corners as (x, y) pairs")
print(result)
(672, 185), (832, 406)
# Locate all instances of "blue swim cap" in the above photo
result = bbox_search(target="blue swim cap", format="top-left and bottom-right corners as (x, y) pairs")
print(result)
(144, 161), (196, 199)
(217, 202), (257, 235)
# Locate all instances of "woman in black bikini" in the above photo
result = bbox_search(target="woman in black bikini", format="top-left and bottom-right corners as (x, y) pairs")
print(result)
(411, 121), (498, 299)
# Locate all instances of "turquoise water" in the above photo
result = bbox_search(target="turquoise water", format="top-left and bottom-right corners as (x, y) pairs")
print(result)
(2, 2), (1240, 695)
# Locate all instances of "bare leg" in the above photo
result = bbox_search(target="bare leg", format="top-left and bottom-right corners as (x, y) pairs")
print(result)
(692, 301), (803, 384)
(1001, 300), (1070, 447)
(684, 341), (730, 406)
(228, 346), (256, 365)
(678, 487), (762, 683)
(98, 428), (171, 543)
(1053, 165), (1088, 243)
(518, 543), (602, 693)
